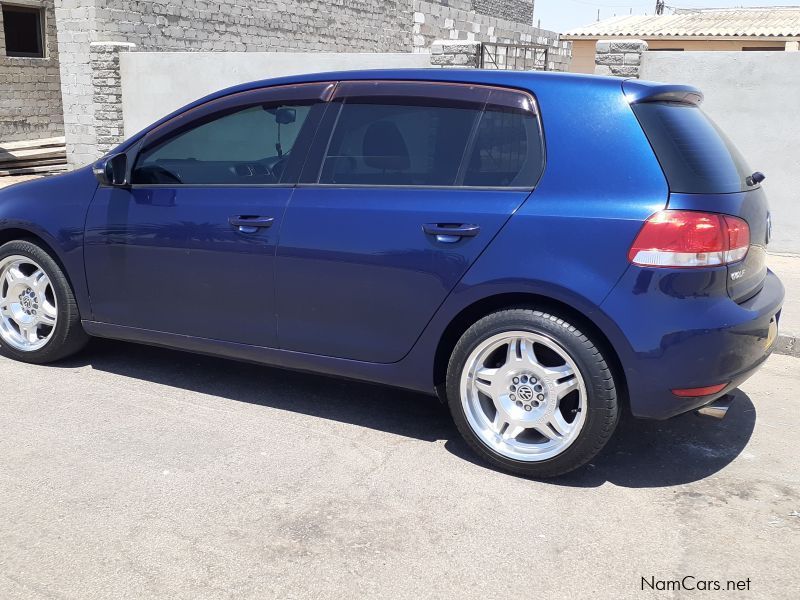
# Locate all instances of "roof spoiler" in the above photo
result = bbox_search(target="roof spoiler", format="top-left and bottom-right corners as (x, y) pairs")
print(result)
(622, 80), (704, 106)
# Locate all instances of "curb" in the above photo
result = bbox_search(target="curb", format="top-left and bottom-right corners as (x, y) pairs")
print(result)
(775, 334), (800, 358)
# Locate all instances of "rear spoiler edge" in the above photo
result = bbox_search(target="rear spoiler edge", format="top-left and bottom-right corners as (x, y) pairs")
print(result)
(622, 80), (704, 106)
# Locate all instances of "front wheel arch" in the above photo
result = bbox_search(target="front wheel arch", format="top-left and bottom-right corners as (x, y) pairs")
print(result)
(0, 227), (81, 312)
(433, 292), (628, 413)
(0, 238), (89, 362)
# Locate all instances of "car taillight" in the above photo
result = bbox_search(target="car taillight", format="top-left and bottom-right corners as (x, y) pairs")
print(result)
(672, 383), (728, 398)
(628, 210), (750, 268)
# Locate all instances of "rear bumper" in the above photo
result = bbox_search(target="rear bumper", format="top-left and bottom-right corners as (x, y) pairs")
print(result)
(601, 267), (784, 419)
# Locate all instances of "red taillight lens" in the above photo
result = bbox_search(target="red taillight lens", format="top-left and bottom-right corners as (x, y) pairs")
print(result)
(628, 210), (750, 268)
(672, 383), (728, 398)
(722, 215), (750, 263)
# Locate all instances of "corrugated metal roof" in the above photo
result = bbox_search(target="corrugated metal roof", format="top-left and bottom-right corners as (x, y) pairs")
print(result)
(563, 8), (800, 39)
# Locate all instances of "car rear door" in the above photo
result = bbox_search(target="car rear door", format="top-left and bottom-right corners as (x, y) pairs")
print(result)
(274, 80), (545, 363)
(84, 82), (333, 347)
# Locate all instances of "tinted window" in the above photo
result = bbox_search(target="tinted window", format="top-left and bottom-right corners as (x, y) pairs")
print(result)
(633, 102), (755, 194)
(463, 101), (544, 187)
(318, 86), (544, 188)
(319, 100), (478, 186)
(133, 103), (314, 185)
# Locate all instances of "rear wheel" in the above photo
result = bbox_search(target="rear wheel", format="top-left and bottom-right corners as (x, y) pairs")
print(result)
(0, 240), (88, 364)
(446, 308), (619, 478)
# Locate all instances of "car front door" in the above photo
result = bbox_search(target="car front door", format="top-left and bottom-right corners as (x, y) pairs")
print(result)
(275, 81), (545, 362)
(84, 82), (334, 347)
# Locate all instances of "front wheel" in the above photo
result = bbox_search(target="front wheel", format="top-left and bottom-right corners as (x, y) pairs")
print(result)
(0, 240), (88, 364)
(446, 308), (619, 478)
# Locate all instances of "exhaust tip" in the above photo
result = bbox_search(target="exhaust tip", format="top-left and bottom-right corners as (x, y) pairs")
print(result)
(696, 394), (734, 420)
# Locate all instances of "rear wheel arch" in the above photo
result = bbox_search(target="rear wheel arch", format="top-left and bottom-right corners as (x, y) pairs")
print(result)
(433, 292), (628, 411)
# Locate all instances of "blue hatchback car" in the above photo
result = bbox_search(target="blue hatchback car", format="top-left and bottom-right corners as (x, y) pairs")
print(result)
(0, 70), (784, 477)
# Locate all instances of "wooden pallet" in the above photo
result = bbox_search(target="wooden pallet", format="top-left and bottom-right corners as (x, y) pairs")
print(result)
(0, 136), (67, 177)
(0, 164), (69, 177)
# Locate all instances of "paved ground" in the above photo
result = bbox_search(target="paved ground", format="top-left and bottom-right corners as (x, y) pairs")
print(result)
(1, 340), (798, 599)
(769, 254), (800, 335)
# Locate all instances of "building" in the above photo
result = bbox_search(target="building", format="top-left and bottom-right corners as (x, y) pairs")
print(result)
(564, 7), (800, 74)
(0, 0), (572, 167)
(0, 1), (62, 143)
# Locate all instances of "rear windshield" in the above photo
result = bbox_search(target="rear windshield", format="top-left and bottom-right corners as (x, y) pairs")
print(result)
(633, 102), (755, 194)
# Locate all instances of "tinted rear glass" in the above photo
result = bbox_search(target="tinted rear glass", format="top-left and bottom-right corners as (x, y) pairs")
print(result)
(633, 102), (755, 194)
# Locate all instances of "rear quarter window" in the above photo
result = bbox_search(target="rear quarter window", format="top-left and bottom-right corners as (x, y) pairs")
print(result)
(462, 95), (544, 188)
(632, 102), (755, 194)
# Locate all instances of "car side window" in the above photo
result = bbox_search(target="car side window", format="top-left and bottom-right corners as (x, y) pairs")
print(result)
(132, 102), (315, 186)
(316, 83), (544, 188)
(318, 95), (481, 186)
(462, 94), (545, 188)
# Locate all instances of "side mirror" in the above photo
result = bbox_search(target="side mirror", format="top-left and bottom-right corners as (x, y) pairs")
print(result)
(93, 153), (128, 186)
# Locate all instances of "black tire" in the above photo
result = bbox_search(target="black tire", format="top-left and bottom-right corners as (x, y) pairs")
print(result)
(446, 308), (619, 478)
(0, 239), (88, 364)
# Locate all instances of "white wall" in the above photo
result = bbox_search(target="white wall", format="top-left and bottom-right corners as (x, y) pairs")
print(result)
(640, 52), (800, 255)
(120, 52), (431, 138)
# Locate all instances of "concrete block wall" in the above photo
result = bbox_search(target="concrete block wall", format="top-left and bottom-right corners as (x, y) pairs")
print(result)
(0, 0), (64, 143)
(95, 1), (412, 53)
(53, 0), (102, 165)
(90, 42), (134, 156)
(473, 0), (533, 24)
(413, 1), (570, 72)
(430, 41), (481, 68)
(594, 39), (648, 78)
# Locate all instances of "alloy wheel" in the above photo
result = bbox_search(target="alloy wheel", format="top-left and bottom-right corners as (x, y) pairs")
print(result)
(0, 255), (58, 352)
(460, 330), (587, 462)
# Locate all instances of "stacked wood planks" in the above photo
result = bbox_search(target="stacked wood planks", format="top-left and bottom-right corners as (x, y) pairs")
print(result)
(0, 137), (68, 177)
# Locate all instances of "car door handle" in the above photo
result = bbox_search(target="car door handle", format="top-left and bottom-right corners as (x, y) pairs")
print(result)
(422, 223), (481, 243)
(229, 216), (275, 233)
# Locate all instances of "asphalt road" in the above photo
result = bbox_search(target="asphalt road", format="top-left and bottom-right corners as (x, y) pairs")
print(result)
(1, 339), (798, 599)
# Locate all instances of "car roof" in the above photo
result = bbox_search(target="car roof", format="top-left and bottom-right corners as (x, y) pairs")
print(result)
(119, 69), (695, 150)
(209, 68), (615, 96)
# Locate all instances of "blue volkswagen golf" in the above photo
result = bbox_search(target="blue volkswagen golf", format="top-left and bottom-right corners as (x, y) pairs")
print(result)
(0, 70), (784, 477)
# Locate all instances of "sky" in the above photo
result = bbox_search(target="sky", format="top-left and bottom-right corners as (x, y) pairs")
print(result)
(533, 0), (799, 32)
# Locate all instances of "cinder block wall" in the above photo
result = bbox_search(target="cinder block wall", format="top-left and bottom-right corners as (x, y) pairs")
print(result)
(473, 0), (533, 24)
(0, 0), (64, 143)
(413, 1), (570, 72)
(93, 0), (412, 53)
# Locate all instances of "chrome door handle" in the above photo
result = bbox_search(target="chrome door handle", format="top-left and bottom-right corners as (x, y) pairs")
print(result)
(422, 223), (481, 243)
(229, 216), (275, 234)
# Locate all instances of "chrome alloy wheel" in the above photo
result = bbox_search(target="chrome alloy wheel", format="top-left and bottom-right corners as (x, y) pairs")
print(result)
(0, 255), (58, 352)
(460, 331), (587, 462)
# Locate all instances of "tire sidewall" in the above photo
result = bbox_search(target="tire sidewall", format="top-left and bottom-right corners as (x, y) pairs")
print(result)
(0, 240), (83, 363)
(446, 309), (618, 478)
